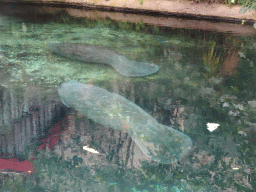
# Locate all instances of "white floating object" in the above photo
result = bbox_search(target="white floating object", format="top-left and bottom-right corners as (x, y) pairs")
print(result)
(207, 123), (220, 132)
(232, 167), (239, 170)
(222, 102), (229, 107)
(238, 51), (246, 58)
(238, 131), (247, 137)
(83, 146), (99, 154)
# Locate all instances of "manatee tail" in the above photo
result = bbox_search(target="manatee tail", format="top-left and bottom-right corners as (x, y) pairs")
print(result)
(112, 59), (159, 77)
(130, 124), (193, 164)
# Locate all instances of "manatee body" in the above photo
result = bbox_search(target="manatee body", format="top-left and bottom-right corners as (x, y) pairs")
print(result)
(58, 81), (192, 164)
(48, 43), (159, 77)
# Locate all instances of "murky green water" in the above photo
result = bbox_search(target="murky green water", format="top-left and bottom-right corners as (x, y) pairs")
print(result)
(0, 3), (256, 192)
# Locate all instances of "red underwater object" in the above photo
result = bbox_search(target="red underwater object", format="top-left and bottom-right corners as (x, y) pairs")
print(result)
(38, 121), (62, 151)
(0, 117), (67, 174)
(0, 157), (34, 173)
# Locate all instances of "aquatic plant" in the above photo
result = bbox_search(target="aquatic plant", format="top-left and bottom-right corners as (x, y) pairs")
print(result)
(239, 0), (256, 13)
(202, 41), (220, 78)
(136, 0), (143, 4)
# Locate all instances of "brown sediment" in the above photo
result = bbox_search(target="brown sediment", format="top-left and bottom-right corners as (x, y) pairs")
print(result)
(221, 49), (240, 76)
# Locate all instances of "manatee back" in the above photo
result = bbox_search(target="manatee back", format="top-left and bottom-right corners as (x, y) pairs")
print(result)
(58, 81), (192, 164)
(48, 43), (159, 77)
(48, 43), (116, 64)
(58, 81), (156, 132)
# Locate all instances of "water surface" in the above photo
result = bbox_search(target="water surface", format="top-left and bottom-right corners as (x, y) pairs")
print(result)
(0, 4), (256, 191)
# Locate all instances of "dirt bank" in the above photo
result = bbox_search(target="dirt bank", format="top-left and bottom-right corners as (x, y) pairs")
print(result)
(1, 0), (256, 23)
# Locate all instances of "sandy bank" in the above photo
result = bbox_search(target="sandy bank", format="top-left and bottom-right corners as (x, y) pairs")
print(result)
(2, 0), (256, 22)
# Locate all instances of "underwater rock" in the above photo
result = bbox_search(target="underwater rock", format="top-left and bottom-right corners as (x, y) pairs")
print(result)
(58, 81), (192, 164)
(48, 43), (159, 77)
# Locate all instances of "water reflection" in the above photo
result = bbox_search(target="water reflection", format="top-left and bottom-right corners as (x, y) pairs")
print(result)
(0, 85), (59, 157)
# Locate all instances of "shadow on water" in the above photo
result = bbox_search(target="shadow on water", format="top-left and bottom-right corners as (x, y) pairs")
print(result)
(0, 3), (256, 192)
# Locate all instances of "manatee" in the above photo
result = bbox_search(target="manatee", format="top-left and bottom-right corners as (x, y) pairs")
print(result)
(48, 43), (159, 77)
(58, 81), (192, 164)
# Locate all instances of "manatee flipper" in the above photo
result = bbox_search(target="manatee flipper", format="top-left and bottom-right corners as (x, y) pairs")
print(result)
(58, 81), (192, 164)
(48, 43), (159, 77)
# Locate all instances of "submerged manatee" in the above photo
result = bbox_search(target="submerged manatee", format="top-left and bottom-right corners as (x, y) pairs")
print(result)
(48, 43), (159, 77)
(58, 81), (192, 164)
